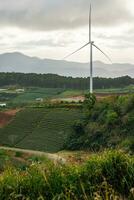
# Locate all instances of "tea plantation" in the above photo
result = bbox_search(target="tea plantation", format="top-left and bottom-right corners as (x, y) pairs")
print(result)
(0, 108), (83, 152)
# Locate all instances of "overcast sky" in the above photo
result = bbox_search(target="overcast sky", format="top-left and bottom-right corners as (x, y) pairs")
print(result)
(0, 0), (134, 63)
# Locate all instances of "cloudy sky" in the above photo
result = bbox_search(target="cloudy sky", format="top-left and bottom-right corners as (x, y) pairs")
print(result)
(0, 0), (134, 63)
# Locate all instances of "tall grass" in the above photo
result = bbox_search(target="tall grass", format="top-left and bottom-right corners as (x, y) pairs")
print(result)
(0, 150), (133, 199)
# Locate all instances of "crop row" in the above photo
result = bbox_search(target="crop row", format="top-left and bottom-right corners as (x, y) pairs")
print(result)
(0, 108), (83, 152)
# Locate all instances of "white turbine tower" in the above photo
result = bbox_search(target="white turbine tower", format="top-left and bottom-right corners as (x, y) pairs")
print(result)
(63, 4), (112, 94)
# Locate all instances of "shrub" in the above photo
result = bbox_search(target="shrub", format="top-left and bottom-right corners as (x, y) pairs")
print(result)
(73, 120), (85, 135)
(66, 95), (134, 151)
(83, 93), (96, 110)
(106, 110), (118, 126)
(15, 151), (23, 158)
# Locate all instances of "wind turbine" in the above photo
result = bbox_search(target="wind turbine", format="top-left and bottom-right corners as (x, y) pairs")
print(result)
(63, 4), (112, 94)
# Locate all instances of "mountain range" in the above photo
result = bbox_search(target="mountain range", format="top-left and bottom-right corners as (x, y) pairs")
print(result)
(0, 52), (133, 78)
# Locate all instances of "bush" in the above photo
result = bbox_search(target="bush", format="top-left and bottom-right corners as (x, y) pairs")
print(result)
(83, 93), (96, 110)
(121, 138), (134, 153)
(73, 120), (85, 135)
(15, 151), (23, 158)
(106, 110), (118, 126)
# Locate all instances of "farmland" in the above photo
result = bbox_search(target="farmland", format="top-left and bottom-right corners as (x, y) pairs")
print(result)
(0, 108), (83, 152)
(0, 109), (19, 127)
(0, 89), (133, 199)
(0, 85), (134, 107)
(11, 88), (64, 104)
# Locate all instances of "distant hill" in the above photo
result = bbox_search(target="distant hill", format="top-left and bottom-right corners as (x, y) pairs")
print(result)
(0, 52), (134, 77)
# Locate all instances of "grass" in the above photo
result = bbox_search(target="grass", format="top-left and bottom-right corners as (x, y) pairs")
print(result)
(58, 86), (134, 98)
(0, 150), (133, 199)
(0, 108), (83, 152)
(0, 149), (50, 171)
(1, 86), (134, 107)
(11, 88), (64, 103)
(58, 89), (86, 97)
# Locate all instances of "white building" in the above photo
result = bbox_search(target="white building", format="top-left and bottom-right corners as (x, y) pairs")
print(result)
(0, 103), (7, 107)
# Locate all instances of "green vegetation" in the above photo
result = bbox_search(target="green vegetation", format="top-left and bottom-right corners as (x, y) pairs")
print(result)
(0, 87), (65, 106)
(0, 150), (133, 199)
(58, 89), (85, 97)
(0, 149), (49, 171)
(0, 72), (133, 90)
(1, 86), (134, 108)
(0, 108), (83, 152)
(0, 76), (134, 108)
(11, 88), (64, 104)
(0, 92), (18, 102)
(66, 94), (134, 153)
(0, 70), (133, 200)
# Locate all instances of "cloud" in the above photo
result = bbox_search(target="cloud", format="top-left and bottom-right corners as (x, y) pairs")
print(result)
(95, 27), (134, 49)
(0, 0), (132, 31)
(17, 39), (72, 48)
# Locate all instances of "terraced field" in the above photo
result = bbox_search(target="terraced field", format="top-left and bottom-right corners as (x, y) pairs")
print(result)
(0, 108), (83, 152)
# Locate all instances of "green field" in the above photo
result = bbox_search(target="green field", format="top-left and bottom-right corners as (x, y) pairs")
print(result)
(0, 86), (134, 107)
(11, 88), (64, 103)
(0, 108), (83, 152)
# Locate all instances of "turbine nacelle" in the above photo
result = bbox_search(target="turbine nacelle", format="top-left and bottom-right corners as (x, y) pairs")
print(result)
(63, 41), (111, 64)
(63, 4), (112, 94)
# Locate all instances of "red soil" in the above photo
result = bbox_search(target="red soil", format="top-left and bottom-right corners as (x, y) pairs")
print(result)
(0, 109), (20, 128)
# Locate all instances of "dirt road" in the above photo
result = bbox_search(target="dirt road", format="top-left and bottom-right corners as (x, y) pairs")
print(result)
(0, 146), (66, 164)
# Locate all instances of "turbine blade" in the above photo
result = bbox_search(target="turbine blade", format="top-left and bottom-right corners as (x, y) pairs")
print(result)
(93, 43), (112, 63)
(63, 42), (90, 59)
(89, 3), (91, 42)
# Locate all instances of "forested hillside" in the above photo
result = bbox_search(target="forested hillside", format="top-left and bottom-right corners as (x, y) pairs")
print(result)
(0, 72), (133, 89)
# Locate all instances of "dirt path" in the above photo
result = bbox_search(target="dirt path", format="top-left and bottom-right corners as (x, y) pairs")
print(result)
(0, 146), (66, 164)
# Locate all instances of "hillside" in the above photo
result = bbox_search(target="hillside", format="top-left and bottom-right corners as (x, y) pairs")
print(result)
(66, 94), (134, 153)
(0, 108), (83, 152)
(0, 52), (134, 77)
(0, 109), (19, 127)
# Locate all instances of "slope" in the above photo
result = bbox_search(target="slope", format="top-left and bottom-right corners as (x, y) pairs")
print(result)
(0, 108), (83, 152)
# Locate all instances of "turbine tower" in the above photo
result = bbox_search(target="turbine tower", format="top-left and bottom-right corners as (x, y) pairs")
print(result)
(63, 4), (111, 94)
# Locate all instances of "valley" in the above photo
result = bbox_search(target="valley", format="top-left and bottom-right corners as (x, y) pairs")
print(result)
(0, 75), (133, 200)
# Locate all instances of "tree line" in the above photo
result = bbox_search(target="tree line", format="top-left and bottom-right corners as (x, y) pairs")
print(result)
(0, 72), (133, 89)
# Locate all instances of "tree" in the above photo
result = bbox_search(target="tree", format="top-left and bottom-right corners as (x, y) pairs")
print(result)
(83, 93), (96, 110)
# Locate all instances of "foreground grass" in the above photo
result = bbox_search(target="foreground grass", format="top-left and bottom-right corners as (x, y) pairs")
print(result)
(0, 150), (133, 200)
